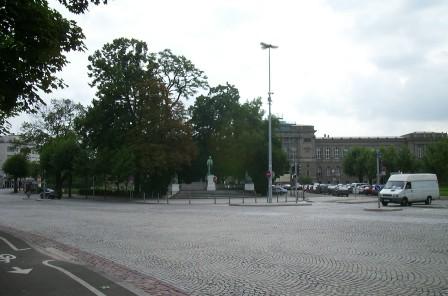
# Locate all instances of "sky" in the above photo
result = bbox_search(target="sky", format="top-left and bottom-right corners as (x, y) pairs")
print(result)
(9, 0), (448, 137)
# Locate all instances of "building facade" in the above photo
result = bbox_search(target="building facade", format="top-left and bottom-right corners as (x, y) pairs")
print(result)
(277, 122), (447, 184)
(0, 135), (39, 185)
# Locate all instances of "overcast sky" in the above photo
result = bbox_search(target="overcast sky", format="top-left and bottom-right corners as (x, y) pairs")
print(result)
(10, 0), (448, 137)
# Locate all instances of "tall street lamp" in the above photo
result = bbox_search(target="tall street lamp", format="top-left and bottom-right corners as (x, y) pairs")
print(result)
(261, 42), (278, 203)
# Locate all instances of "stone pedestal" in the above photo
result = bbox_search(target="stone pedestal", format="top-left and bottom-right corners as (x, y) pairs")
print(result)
(170, 183), (179, 196)
(207, 175), (216, 191)
(244, 183), (255, 191)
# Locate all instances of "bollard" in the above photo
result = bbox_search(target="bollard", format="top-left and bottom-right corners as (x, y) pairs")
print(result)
(157, 192), (159, 204)
(166, 193), (169, 204)
(214, 195), (216, 204)
(189, 197), (191, 205)
(144, 192), (146, 202)
(255, 195), (257, 203)
(285, 193), (288, 203)
(276, 193), (278, 203)
(242, 194), (245, 204)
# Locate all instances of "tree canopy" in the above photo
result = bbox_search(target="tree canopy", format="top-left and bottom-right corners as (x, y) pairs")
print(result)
(423, 138), (448, 183)
(0, 0), (105, 134)
(81, 38), (199, 193)
(2, 153), (29, 193)
(20, 99), (85, 151)
(188, 83), (288, 194)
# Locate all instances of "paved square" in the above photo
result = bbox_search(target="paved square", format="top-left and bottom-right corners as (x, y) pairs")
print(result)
(0, 191), (447, 295)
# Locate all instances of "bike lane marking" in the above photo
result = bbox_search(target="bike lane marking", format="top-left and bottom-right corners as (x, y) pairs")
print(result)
(0, 236), (31, 251)
(43, 259), (108, 296)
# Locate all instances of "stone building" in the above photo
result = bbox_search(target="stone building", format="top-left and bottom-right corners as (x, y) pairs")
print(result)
(0, 135), (39, 186)
(276, 122), (447, 184)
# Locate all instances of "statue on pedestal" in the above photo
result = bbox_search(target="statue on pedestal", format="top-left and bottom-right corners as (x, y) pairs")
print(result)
(206, 156), (213, 176)
(206, 156), (216, 191)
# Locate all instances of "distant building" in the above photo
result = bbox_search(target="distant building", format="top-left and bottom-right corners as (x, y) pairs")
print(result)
(276, 122), (447, 184)
(0, 135), (39, 185)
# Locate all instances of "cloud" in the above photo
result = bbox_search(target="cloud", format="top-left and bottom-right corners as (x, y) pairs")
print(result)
(8, 0), (448, 138)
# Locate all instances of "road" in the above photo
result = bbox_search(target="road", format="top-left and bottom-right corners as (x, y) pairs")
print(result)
(0, 190), (447, 295)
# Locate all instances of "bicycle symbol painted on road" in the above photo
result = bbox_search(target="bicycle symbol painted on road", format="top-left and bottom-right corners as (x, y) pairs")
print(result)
(0, 253), (16, 263)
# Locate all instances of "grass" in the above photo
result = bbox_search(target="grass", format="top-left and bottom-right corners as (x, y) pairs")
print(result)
(440, 185), (448, 199)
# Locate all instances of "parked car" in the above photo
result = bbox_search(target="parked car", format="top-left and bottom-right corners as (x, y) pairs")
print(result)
(282, 184), (292, 190)
(40, 188), (58, 199)
(291, 184), (303, 190)
(364, 184), (384, 196)
(327, 184), (338, 195)
(351, 183), (369, 194)
(358, 184), (371, 195)
(318, 184), (329, 194)
(333, 184), (350, 197)
(272, 185), (288, 194)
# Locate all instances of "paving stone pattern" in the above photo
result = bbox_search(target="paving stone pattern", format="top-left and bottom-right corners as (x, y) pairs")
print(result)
(0, 192), (447, 296)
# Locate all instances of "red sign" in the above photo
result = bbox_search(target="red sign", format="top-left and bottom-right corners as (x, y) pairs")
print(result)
(266, 171), (272, 178)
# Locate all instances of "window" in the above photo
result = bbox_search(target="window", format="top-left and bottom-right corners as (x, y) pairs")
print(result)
(316, 147), (322, 159)
(416, 145), (424, 159)
(335, 166), (341, 176)
(317, 167), (322, 177)
(326, 167), (331, 176)
(325, 147), (330, 159)
(7, 146), (16, 152)
(334, 147), (340, 159)
(304, 138), (311, 142)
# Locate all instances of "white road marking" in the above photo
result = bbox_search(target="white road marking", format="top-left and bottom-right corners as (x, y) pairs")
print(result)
(8, 266), (32, 274)
(0, 237), (31, 251)
(42, 260), (107, 296)
(0, 253), (16, 263)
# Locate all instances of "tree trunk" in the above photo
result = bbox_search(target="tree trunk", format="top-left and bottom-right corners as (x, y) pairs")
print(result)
(13, 177), (18, 193)
(68, 173), (72, 198)
(56, 172), (63, 198)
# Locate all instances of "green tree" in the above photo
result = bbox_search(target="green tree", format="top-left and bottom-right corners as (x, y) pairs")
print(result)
(0, 0), (104, 134)
(157, 49), (208, 107)
(343, 147), (376, 182)
(396, 145), (417, 173)
(2, 154), (29, 193)
(379, 146), (398, 176)
(40, 133), (81, 198)
(20, 99), (85, 151)
(188, 84), (288, 194)
(82, 38), (199, 193)
(423, 138), (448, 183)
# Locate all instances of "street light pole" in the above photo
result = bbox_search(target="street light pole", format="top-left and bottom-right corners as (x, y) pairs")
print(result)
(261, 42), (278, 203)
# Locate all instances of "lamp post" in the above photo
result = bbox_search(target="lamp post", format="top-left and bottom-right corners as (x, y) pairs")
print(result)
(261, 42), (278, 203)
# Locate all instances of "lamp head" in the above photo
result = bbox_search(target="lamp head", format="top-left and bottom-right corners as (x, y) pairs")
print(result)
(260, 42), (278, 49)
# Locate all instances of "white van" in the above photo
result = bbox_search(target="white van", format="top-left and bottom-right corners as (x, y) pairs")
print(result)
(379, 174), (439, 206)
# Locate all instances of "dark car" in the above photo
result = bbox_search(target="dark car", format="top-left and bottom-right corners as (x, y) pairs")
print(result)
(332, 184), (350, 197)
(40, 188), (58, 199)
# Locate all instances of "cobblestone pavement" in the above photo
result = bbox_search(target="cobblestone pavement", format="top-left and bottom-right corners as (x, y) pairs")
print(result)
(0, 190), (447, 295)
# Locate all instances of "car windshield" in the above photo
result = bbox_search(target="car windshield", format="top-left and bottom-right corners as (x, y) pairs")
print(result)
(384, 181), (405, 189)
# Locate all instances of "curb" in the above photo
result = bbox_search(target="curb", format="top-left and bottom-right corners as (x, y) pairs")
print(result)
(363, 208), (403, 212)
(230, 202), (312, 207)
(336, 200), (377, 204)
